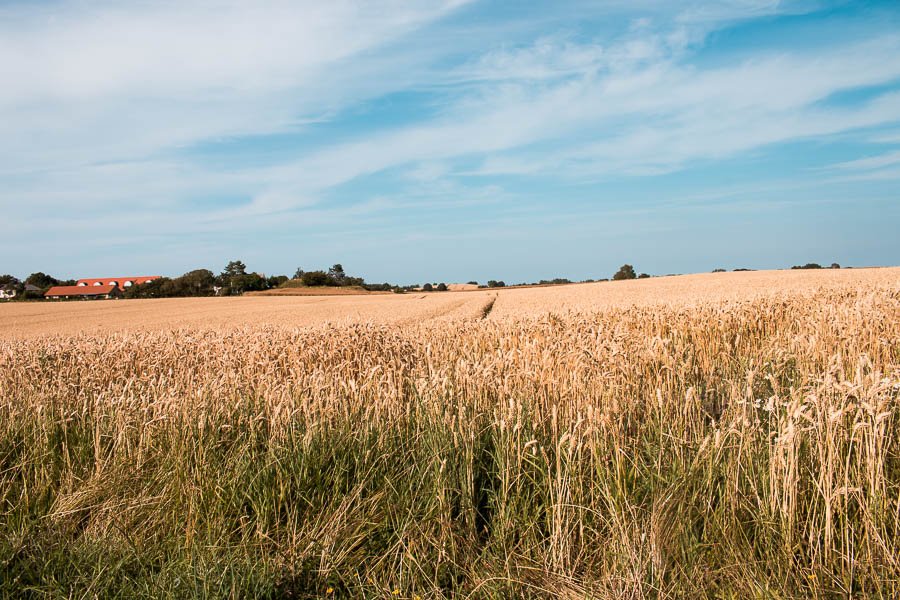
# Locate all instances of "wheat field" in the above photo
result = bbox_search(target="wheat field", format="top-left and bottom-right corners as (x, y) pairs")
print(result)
(2, 268), (894, 338)
(1, 268), (899, 598)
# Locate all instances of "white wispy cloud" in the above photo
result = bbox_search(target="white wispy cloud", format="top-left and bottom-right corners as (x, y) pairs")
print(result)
(228, 31), (900, 210)
(830, 149), (900, 171)
(0, 0), (470, 172)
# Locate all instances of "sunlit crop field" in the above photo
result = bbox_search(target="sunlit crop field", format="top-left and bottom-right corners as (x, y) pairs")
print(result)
(0, 290), (493, 338)
(2, 268), (895, 338)
(1, 268), (899, 598)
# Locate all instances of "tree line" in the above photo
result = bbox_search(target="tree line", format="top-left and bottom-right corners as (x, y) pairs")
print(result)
(1, 260), (849, 300)
(127, 261), (399, 298)
(0, 272), (77, 300)
(0, 261), (406, 300)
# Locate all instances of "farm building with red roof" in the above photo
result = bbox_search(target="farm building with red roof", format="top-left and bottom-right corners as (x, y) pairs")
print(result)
(75, 276), (160, 288)
(45, 285), (123, 300)
(44, 275), (160, 300)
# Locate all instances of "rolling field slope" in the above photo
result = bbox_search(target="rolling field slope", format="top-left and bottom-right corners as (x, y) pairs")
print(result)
(1, 268), (896, 338)
(1, 267), (898, 598)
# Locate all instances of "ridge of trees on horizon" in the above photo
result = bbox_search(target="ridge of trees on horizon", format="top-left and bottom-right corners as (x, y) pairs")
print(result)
(125, 261), (396, 298)
(791, 262), (841, 270)
(1, 260), (849, 300)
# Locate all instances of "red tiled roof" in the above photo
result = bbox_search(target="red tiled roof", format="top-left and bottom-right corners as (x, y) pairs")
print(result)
(75, 276), (160, 286)
(45, 285), (118, 297)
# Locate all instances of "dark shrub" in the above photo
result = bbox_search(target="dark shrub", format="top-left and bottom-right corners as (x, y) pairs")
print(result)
(613, 264), (636, 280)
(301, 271), (331, 286)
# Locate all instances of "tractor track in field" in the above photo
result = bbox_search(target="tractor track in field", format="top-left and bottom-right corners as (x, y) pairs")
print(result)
(480, 295), (497, 320)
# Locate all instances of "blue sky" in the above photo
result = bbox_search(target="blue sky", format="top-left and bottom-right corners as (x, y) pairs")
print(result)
(2, 0), (899, 284)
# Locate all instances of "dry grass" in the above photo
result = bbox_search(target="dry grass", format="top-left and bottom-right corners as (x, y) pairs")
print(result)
(1, 268), (898, 598)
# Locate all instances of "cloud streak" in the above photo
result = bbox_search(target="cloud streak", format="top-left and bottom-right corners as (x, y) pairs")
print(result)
(227, 31), (900, 215)
(0, 0), (470, 171)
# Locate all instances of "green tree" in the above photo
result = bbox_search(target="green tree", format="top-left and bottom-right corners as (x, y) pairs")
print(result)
(422, 283), (433, 291)
(220, 261), (253, 294)
(25, 272), (60, 289)
(125, 277), (174, 299)
(436, 283), (448, 291)
(222, 260), (247, 278)
(301, 271), (330, 286)
(267, 275), (289, 288)
(613, 264), (636, 280)
(230, 273), (267, 293)
(328, 264), (346, 284)
(363, 282), (393, 292)
(178, 269), (216, 296)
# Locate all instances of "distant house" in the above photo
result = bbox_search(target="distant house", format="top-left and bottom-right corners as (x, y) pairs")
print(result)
(45, 285), (123, 300)
(0, 284), (17, 299)
(75, 276), (160, 288)
(24, 283), (43, 294)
